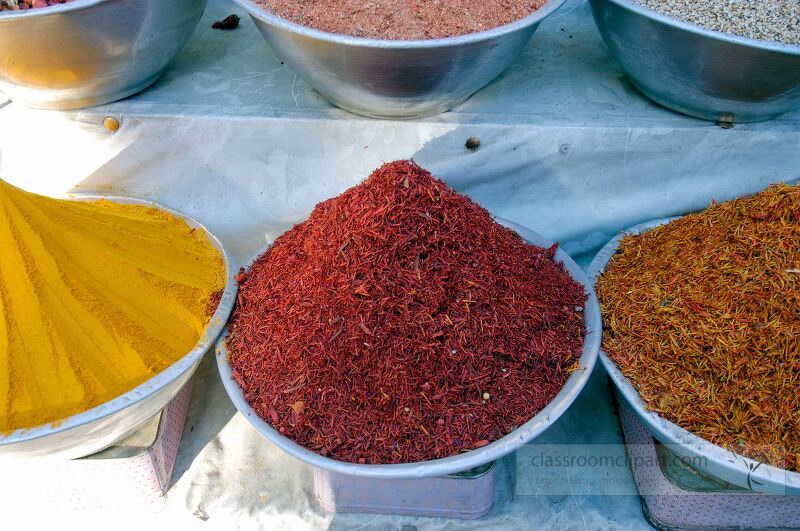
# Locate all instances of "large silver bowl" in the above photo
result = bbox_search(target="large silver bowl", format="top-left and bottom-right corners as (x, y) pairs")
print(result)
(0, 0), (207, 109)
(589, 218), (800, 495)
(0, 197), (237, 460)
(233, 0), (567, 119)
(216, 219), (601, 479)
(590, 0), (800, 122)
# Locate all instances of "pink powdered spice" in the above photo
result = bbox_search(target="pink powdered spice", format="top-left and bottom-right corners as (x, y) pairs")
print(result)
(0, 0), (72, 11)
(255, 0), (548, 40)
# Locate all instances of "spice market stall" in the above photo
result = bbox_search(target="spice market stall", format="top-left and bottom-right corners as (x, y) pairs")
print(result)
(0, 0), (799, 529)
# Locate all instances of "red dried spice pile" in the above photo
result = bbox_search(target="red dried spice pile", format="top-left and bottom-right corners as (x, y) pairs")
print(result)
(227, 160), (586, 464)
(255, 0), (547, 40)
(0, 0), (71, 11)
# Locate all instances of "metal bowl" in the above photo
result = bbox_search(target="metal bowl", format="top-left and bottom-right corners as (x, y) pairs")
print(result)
(216, 218), (601, 479)
(0, 0), (207, 110)
(588, 218), (800, 495)
(0, 197), (237, 460)
(589, 0), (800, 122)
(233, 0), (567, 119)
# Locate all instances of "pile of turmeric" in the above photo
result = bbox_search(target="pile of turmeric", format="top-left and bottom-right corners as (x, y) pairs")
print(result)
(0, 180), (225, 432)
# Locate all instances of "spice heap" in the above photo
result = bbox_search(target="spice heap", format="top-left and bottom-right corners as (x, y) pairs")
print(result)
(254, 0), (547, 40)
(0, 0), (71, 11)
(596, 184), (799, 472)
(228, 160), (586, 464)
(0, 180), (225, 432)
(635, 0), (799, 46)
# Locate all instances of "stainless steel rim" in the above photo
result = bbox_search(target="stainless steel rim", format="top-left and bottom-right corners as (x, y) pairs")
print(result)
(598, 0), (800, 54)
(587, 217), (800, 495)
(216, 217), (601, 479)
(0, 196), (237, 448)
(233, 0), (567, 48)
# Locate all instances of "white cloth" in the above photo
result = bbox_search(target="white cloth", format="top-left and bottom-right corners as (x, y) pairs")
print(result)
(1, 0), (797, 528)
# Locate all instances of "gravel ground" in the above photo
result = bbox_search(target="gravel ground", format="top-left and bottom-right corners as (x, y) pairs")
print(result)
(634, 0), (800, 46)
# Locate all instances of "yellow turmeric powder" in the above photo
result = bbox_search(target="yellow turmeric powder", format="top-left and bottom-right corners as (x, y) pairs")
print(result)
(0, 179), (226, 432)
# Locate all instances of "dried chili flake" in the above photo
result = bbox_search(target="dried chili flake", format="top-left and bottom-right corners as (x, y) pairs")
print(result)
(205, 290), (223, 317)
(596, 184), (800, 472)
(227, 160), (586, 464)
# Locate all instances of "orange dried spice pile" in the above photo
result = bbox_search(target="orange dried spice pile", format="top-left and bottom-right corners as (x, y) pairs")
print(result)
(596, 184), (799, 472)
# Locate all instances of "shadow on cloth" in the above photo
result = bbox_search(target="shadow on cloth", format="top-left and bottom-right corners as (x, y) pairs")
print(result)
(170, 352), (237, 489)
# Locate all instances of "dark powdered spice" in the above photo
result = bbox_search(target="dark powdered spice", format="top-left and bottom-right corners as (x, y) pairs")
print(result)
(254, 0), (547, 40)
(227, 160), (586, 464)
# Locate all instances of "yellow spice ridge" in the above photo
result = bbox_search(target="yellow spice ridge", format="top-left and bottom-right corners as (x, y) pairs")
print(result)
(0, 180), (225, 432)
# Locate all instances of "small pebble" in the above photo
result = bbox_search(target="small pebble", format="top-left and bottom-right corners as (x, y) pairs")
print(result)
(103, 117), (120, 133)
(465, 137), (481, 151)
(634, 0), (800, 46)
(482, 392), (491, 400)
(403, 407), (410, 413)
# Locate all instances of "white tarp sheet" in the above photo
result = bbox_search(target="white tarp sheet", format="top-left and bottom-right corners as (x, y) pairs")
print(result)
(1, 0), (798, 528)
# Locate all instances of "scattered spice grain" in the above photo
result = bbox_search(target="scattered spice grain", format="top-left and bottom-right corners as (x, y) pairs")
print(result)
(596, 184), (800, 472)
(253, 0), (548, 40)
(227, 160), (586, 464)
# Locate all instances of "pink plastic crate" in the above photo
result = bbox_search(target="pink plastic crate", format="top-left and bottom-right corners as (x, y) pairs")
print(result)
(313, 462), (496, 519)
(618, 394), (800, 530)
(2, 381), (193, 510)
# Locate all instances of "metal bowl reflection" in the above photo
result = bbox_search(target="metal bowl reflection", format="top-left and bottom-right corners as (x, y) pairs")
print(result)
(0, 0), (207, 110)
(590, 0), (800, 122)
(233, 0), (566, 119)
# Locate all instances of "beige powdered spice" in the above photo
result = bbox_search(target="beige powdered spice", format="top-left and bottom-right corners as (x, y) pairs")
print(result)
(254, 0), (548, 40)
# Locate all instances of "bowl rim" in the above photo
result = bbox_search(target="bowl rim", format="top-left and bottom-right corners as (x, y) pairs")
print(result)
(232, 0), (568, 48)
(587, 217), (800, 495)
(595, 0), (800, 54)
(0, 195), (237, 449)
(215, 217), (602, 479)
